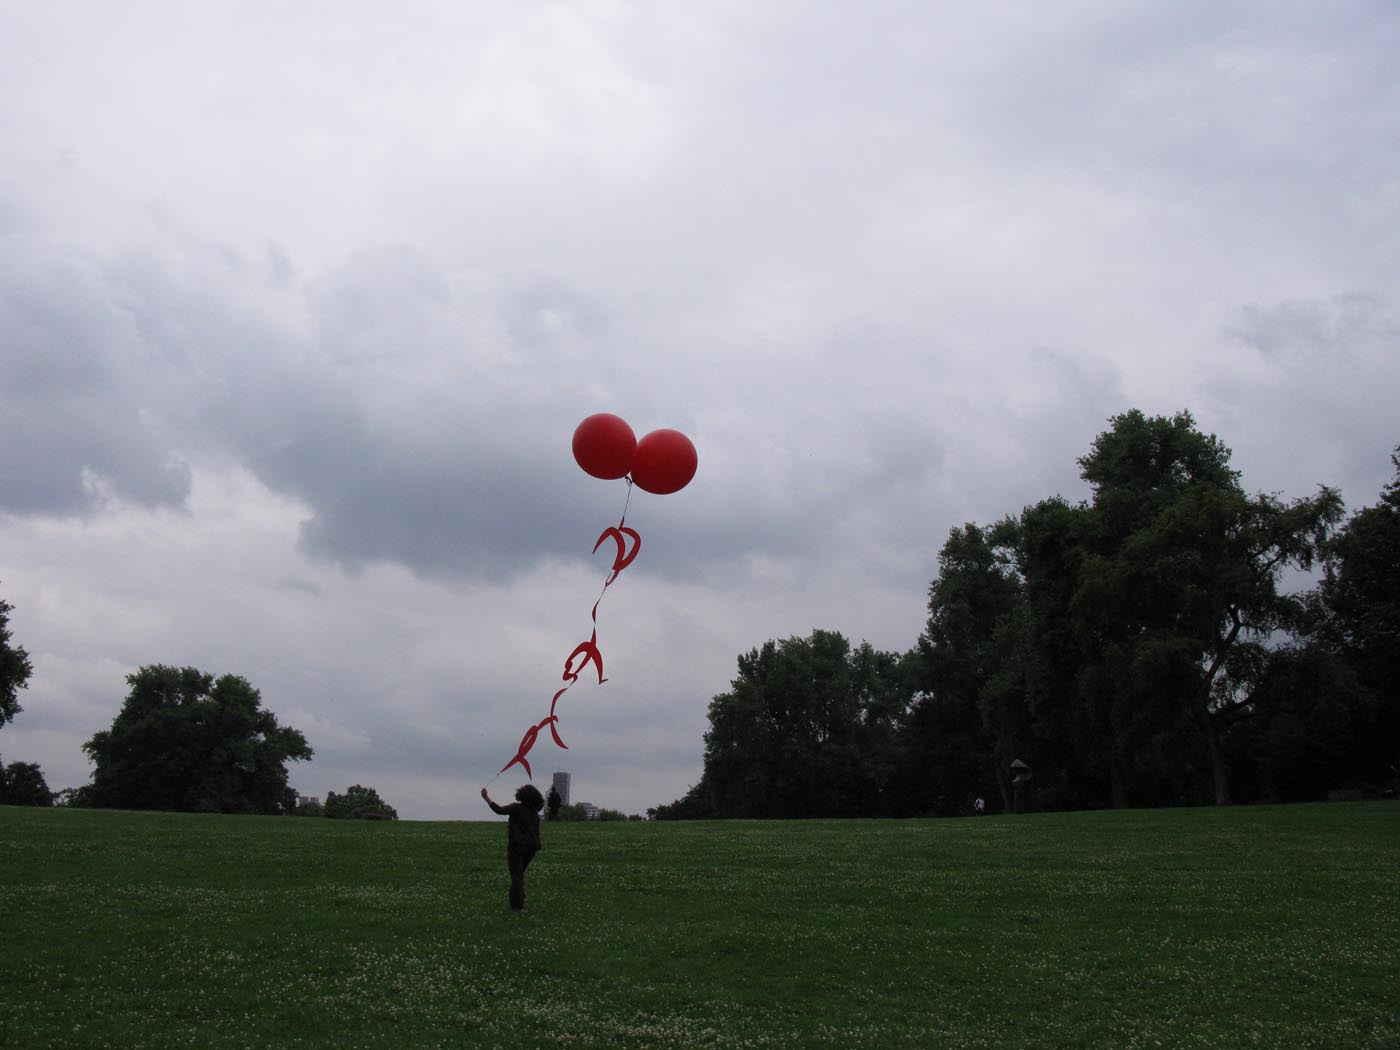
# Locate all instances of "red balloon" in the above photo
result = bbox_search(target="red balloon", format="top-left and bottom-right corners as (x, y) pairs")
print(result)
(572, 414), (636, 480)
(631, 428), (697, 494)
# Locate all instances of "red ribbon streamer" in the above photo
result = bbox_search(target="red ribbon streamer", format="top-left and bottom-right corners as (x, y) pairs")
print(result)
(497, 495), (641, 779)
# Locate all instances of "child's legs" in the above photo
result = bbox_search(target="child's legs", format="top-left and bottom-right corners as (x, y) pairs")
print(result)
(507, 848), (532, 910)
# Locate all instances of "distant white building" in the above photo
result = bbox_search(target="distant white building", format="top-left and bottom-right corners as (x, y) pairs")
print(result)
(551, 771), (571, 806)
(578, 802), (599, 819)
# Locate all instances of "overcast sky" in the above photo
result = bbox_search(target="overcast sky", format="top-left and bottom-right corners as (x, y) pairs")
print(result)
(2, 2), (1397, 819)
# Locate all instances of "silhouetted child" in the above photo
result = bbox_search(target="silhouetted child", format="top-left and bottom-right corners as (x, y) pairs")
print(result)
(481, 784), (544, 911)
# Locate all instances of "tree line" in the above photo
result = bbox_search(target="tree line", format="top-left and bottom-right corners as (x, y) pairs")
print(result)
(292, 783), (399, 820)
(5, 409), (1395, 820)
(0, 592), (49, 805)
(542, 786), (643, 821)
(653, 410), (1399, 819)
(0, 645), (397, 819)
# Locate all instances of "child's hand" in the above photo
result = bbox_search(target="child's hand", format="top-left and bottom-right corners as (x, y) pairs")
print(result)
(480, 788), (490, 801)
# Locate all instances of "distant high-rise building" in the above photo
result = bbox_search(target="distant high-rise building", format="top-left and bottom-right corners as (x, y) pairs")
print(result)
(551, 771), (571, 806)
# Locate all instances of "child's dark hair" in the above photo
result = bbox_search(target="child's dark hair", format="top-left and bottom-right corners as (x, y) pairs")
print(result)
(515, 784), (545, 812)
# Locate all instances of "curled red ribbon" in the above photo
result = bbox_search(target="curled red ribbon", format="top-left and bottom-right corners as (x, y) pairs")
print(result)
(593, 525), (641, 584)
(499, 717), (552, 779)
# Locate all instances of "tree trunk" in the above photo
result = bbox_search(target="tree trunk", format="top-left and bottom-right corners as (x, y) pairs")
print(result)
(1205, 716), (1232, 805)
(1191, 618), (1243, 806)
(1109, 756), (1130, 809)
(993, 762), (1011, 813)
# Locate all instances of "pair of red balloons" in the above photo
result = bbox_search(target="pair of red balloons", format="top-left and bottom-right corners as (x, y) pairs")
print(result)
(572, 413), (697, 495)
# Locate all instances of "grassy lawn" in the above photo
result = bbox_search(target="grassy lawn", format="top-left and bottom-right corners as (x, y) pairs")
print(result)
(2, 802), (1397, 1049)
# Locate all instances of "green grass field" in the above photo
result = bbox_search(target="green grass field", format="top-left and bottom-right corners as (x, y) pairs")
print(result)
(2, 803), (1396, 1049)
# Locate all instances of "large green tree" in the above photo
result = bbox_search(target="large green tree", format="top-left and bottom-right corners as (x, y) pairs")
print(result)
(911, 522), (1022, 812)
(324, 784), (397, 820)
(1319, 447), (1400, 691)
(688, 630), (910, 818)
(1, 589), (46, 807)
(1313, 445), (1400, 783)
(0, 760), (53, 806)
(83, 666), (312, 814)
(1071, 410), (1342, 805)
(990, 498), (1104, 810)
(924, 413), (1346, 809)
(0, 590), (33, 732)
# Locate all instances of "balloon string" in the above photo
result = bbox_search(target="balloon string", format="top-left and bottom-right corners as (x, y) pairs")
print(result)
(494, 477), (639, 782)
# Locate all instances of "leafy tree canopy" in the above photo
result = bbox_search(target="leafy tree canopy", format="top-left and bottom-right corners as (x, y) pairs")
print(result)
(324, 784), (397, 820)
(82, 665), (312, 814)
(1311, 445), (1400, 782)
(0, 759), (53, 806)
(0, 591), (33, 731)
(1063, 410), (1342, 805)
(1320, 445), (1400, 687)
(683, 629), (911, 819)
